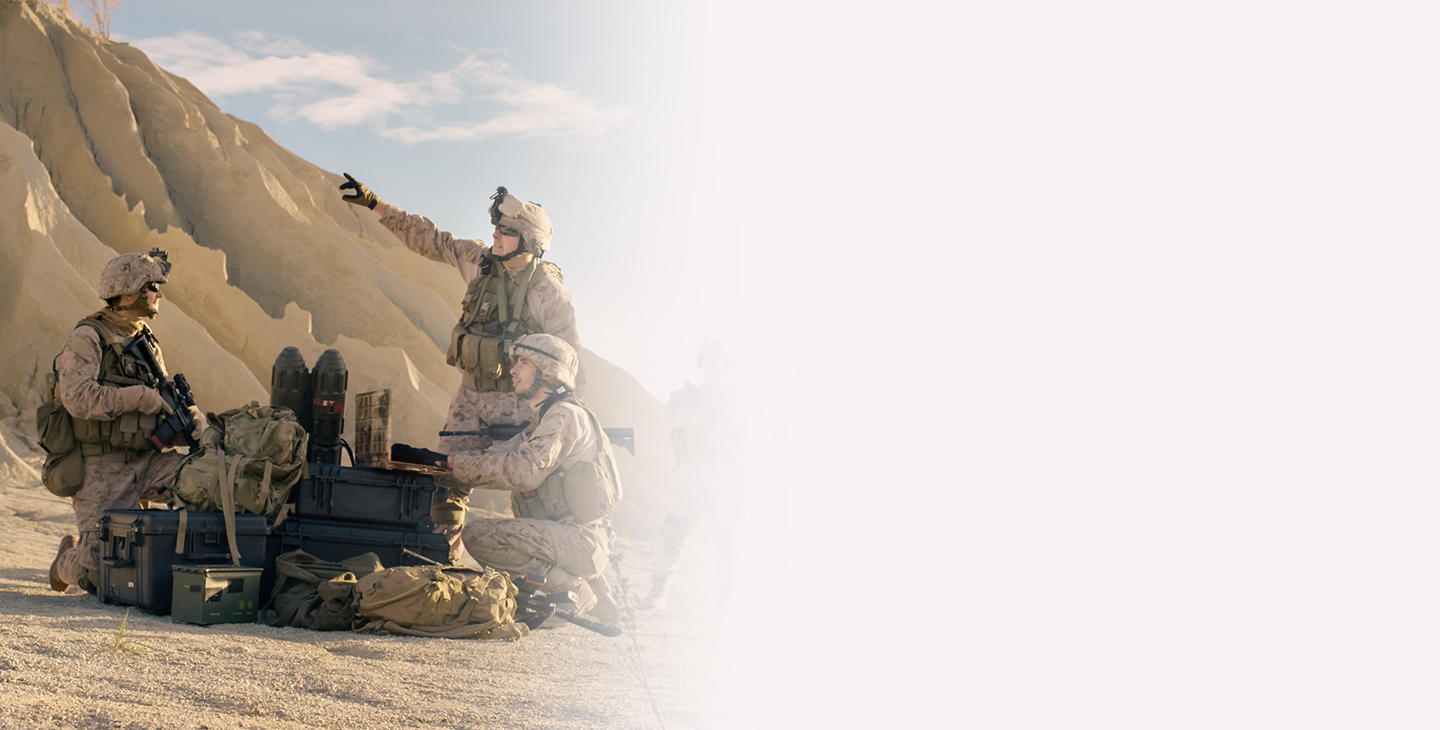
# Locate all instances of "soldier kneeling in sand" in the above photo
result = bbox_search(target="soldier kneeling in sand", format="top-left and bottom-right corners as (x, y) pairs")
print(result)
(392, 334), (621, 624)
(48, 251), (206, 594)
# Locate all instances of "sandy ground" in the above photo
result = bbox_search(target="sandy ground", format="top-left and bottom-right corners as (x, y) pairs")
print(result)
(0, 450), (784, 730)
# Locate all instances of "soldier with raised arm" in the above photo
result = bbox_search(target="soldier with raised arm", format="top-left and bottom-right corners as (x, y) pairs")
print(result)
(339, 174), (585, 562)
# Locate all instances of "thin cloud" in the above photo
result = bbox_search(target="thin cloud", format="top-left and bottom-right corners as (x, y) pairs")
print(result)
(126, 31), (629, 141)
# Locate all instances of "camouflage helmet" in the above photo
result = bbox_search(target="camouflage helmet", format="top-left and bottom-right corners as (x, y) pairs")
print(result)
(98, 251), (169, 300)
(490, 189), (553, 257)
(697, 338), (733, 367)
(510, 333), (578, 390)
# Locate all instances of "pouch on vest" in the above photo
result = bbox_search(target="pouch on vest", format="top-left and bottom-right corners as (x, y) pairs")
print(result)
(41, 448), (85, 497)
(562, 460), (617, 525)
(72, 416), (104, 443)
(36, 400), (75, 456)
(37, 355), (83, 496)
(449, 329), (504, 383)
(108, 411), (159, 451)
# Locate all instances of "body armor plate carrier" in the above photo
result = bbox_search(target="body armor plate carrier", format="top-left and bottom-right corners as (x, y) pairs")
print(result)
(446, 258), (561, 393)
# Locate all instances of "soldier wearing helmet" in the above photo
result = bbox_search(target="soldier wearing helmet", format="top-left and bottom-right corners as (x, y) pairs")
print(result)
(639, 338), (749, 612)
(339, 174), (585, 562)
(48, 251), (206, 594)
(391, 334), (622, 625)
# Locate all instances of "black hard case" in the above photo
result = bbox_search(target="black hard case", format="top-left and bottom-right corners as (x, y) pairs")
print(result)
(291, 463), (436, 529)
(260, 518), (450, 597)
(98, 509), (268, 614)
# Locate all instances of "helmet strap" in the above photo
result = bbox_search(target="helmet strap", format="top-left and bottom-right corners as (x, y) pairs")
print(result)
(490, 239), (528, 263)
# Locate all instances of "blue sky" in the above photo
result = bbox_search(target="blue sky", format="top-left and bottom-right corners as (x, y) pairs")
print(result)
(103, 1), (773, 401)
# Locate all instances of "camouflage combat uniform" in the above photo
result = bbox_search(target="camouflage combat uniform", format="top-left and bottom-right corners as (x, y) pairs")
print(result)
(51, 313), (184, 588)
(379, 205), (585, 547)
(441, 393), (613, 616)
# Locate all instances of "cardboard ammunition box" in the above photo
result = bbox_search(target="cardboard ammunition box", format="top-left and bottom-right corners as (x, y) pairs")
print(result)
(99, 510), (268, 614)
(171, 565), (263, 625)
(291, 463), (436, 529)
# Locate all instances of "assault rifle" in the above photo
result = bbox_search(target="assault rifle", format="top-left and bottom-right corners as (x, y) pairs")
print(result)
(440, 418), (635, 455)
(513, 573), (622, 637)
(121, 333), (199, 451)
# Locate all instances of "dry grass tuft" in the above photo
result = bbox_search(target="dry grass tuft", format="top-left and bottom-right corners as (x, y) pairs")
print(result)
(106, 609), (154, 654)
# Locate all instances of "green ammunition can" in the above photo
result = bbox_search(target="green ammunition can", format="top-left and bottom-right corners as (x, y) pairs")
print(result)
(171, 565), (263, 625)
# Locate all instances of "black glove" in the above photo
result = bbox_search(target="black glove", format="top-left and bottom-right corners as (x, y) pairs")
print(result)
(391, 443), (448, 468)
(339, 172), (378, 210)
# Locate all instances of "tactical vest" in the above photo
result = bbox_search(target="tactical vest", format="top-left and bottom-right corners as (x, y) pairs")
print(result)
(512, 398), (622, 526)
(671, 384), (706, 466)
(446, 258), (561, 392)
(68, 316), (164, 453)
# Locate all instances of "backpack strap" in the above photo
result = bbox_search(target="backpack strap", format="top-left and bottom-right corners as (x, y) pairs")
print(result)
(504, 262), (541, 337)
(219, 451), (248, 566)
(174, 509), (189, 555)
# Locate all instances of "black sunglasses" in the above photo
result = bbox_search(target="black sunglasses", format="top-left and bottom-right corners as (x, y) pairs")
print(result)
(141, 282), (162, 294)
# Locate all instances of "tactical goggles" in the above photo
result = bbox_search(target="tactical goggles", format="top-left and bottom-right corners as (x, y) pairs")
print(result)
(489, 186), (509, 226)
(141, 282), (162, 294)
(495, 226), (521, 238)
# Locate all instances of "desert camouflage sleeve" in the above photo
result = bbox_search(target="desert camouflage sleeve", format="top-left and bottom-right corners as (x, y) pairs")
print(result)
(379, 203), (489, 283)
(446, 404), (595, 491)
(56, 327), (125, 421)
(527, 276), (586, 397)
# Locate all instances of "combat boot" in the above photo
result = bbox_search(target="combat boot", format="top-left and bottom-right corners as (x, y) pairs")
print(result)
(48, 535), (75, 592)
(585, 575), (621, 624)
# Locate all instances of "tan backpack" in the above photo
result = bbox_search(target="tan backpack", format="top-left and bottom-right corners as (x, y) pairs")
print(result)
(353, 565), (528, 640)
(170, 403), (307, 521)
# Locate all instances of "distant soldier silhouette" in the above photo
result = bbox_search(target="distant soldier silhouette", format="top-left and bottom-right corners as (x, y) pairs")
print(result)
(340, 175), (584, 562)
(640, 338), (748, 611)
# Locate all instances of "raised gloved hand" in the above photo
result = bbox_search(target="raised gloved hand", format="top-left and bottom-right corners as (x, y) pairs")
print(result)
(120, 385), (171, 415)
(391, 443), (448, 468)
(339, 172), (378, 210)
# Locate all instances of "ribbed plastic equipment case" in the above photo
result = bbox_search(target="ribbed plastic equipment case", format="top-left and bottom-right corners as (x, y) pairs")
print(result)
(266, 518), (449, 567)
(260, 518), (449, 597)
(291, 463), (436, 529)
(98, 509), (268, 614)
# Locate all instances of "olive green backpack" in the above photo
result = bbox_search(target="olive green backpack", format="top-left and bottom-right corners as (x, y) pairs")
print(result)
(261, 550), (382, 631)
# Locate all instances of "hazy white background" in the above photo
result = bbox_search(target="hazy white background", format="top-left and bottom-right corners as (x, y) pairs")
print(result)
(73, 0), (1440, 727)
